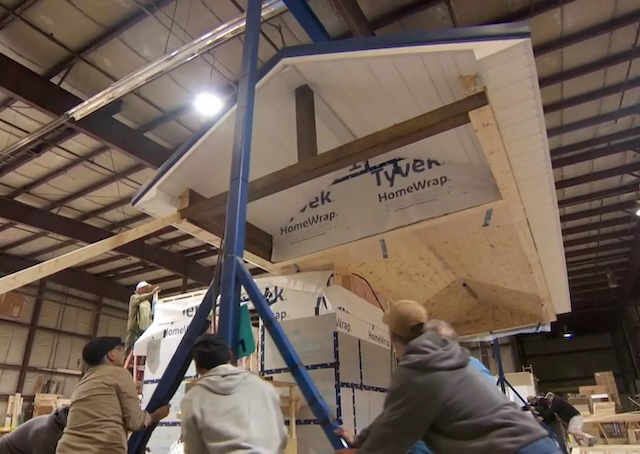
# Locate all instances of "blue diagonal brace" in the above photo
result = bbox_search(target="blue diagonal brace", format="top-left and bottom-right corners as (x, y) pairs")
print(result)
(283, 0), (331, 42)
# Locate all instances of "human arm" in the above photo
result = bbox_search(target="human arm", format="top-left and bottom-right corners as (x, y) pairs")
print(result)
(357, 371), (437, 454)
(115, 368), (164, 431)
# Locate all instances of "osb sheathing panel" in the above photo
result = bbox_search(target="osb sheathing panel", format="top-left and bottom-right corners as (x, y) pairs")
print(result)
(290, 199), (544, 333)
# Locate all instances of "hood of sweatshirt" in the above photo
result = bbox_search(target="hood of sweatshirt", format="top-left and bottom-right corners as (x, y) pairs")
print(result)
(400, 330), (469, 372)
(49, 405), (69, 430)
(194, 364), (251, 396)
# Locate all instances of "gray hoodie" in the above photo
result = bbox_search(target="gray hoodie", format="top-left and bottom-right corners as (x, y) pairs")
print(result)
(0, 406), (68, 454)
(180, 364), (288, 454)
(357, 331), (549, 454)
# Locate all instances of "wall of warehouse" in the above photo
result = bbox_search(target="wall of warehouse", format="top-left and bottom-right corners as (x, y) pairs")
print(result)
(515, 331), (636, 398)
(0, 281), (127, 422)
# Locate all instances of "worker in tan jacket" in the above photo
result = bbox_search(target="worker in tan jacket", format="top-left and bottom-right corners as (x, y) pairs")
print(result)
(56, 336), (170, 454)
(126, 281), (160, 352)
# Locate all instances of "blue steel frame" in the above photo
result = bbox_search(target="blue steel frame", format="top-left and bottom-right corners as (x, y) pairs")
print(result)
(282, 0), (330, 42)
(129, 1), (345, 451)
(493, 337), (527, 404)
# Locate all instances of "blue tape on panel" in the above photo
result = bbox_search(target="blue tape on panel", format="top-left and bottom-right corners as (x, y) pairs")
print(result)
(380, 239), (388, 259)
(482, 208), (493, 227)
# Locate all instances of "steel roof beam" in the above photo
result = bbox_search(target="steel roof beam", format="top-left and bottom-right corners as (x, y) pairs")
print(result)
(0, 54), (172, 168)
(0, 254), (129, 301)
(547, 105), (640, 138)
(555, 162), (640, 189)
(562, 217), (634, 236)
(545, 76), (640, 114)
(551, 127), (640, 158)
(552, 139), (640, 168)
(569, 264), (627, 278)
(567, 251), (631, 267)
(565, 242), (630, 260)
(0, 197), (214, 284)
(0, 165), (145, 248)
(0, 0), (37, 30)
(564, 229), (633, 248)
(535, 9), (640, 57)
(560, 200), (636, 223)
(558, 183), (638, 208)
(540, 48), (639, 88)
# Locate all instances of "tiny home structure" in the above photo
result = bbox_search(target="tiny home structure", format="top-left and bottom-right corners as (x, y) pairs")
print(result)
(134, 26), (570, 335)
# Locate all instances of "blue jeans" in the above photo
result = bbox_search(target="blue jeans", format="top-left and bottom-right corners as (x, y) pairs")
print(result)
(520, 437), (563, 454)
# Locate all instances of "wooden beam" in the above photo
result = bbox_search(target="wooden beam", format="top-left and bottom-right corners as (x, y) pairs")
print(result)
(0, 254), (130, 301)
(0, 214), (181, 295)
(295, 84), (318, 162)
(329, 0), (375, 37)
(0, 197), (213, 284)
(183, 92), (488, 224)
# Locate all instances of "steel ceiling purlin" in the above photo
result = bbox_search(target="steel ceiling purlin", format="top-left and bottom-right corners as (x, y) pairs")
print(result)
(0, 254), (129, 301)
(0, 197), (214, 284)
(540, 48), (639, 88)
(534, 8), (640, 57)
(552, 139), (640, 168)
(562, 217), (635, 236)
(567, 251), (632, 267)
(556, 162), (640, 189)
(547, 105), (640, 138)
(0, 54), (172, 169)
(565, 242), (631, 260)
(564, 230), (633, 248)
(551, 127), (640, 157)
(545, 76), (640, 114)
(560, 200), (636, 223)
(0, 164), (146, 244)
(0, 0), (38, 30)
(558, 183), (639, 208)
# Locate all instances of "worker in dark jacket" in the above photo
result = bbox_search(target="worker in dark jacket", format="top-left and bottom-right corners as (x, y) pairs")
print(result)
(0, 406), (69, 454)
(542, 393), (595, 446)
(337, 300), (561, 454)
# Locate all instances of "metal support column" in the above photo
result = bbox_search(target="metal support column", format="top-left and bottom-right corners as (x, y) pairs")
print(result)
(493, 338), (507, 394)
(493, 339), (528, 405)
(217, 0), (262, 354)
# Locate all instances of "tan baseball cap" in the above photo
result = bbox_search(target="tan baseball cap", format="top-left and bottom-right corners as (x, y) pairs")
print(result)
(382, 299), (428, 339)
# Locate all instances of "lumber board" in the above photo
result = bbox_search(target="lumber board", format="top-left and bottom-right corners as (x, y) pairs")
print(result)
(0, 214), (181, 294)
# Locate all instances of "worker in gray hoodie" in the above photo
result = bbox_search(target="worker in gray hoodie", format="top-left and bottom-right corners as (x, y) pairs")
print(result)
(180, 333), (288, 454)
(337, 300), (561, 454)
(0, 406), (69, 454)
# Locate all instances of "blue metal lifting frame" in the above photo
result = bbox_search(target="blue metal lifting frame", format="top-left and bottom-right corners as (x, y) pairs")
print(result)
(128, 1), (345, 452)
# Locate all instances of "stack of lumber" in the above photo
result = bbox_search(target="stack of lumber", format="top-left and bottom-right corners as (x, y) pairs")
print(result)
(33, 393), (69, 417)
(596, 371), (621, 407)
(2, 393), (23, 428)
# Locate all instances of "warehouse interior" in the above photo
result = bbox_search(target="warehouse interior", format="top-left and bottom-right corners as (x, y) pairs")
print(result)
(1, 0), (640, 451)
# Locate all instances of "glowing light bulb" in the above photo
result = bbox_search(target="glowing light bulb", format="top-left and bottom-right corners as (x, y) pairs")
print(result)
(194, 93), (223, 116)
